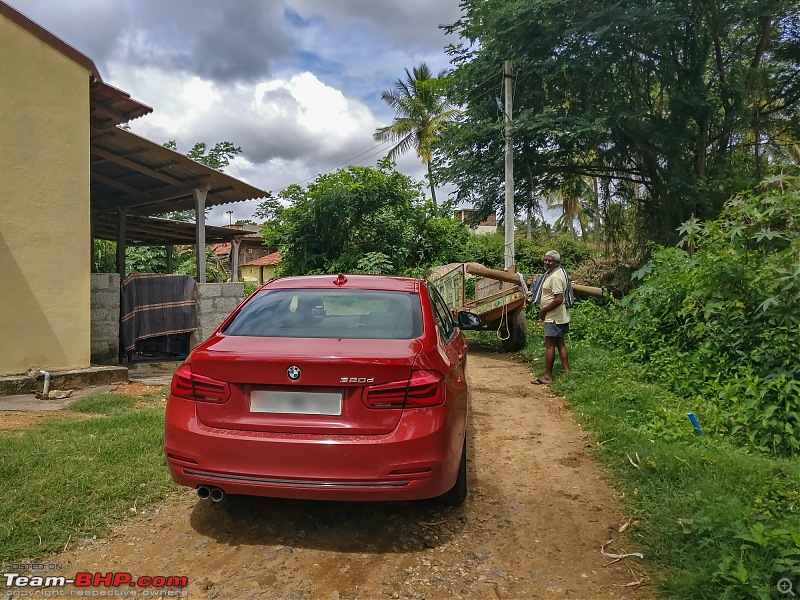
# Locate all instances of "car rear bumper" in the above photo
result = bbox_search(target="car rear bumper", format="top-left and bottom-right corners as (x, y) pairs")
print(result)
(164, 396), (466, 501)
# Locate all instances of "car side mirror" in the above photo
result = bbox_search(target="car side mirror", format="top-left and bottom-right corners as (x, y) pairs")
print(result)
(457, 311), (482, 330)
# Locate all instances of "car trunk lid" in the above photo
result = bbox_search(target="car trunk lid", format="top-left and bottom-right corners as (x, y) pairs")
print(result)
(190, 335), (421, 435)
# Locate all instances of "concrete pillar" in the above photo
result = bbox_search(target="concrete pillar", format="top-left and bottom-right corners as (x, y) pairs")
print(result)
(231, 237), (241, 282)
(193, 187), (208, 283)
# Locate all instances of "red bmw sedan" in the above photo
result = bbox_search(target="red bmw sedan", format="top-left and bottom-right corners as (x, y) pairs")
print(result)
(164, 274), (481, 505)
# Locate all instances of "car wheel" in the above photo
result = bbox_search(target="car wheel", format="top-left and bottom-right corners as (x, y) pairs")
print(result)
(500, 309), (527, 352)
(439, 437), (468, 506)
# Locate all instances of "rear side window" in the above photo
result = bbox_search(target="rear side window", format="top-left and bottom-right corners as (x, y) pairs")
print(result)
(429, 287), (455, 341)
(222, 289), (423, 339)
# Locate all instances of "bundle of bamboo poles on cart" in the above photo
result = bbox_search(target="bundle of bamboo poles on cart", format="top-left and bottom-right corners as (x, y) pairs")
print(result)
(463, 262), (604, 298)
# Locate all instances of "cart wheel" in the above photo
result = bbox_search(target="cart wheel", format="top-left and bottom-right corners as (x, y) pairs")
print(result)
(500, 309), (527, 352)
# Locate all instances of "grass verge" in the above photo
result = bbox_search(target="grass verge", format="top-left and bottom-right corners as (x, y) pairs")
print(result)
(0, 390), (176, 563)
(468, 321), (800, 599)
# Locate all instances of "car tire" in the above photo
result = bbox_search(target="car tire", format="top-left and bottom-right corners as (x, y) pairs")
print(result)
(439, 437), (468, 506)
(500, 309), (527, 352)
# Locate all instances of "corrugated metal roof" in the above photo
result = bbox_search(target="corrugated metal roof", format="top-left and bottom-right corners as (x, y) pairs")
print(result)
(90, 80), (152, 130)
(90, 127), (270, 219)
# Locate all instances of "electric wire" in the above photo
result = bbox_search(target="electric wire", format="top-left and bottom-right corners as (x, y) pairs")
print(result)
(291, 138), (396, 187)
(461, 71), (501, 101)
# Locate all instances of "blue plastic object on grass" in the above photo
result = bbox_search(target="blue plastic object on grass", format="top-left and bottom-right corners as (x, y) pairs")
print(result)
(688, 412), (703, 435)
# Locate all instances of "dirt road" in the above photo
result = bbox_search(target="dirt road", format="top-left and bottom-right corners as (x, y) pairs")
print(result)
(35, 349), (651, 599)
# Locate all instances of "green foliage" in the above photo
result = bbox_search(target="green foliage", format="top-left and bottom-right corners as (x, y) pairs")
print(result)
(515, 233), (595, 275)
(163, 140), (241, 171)
(125, 246), (171, 275)
(92, 239), (116, 273)
(260, 163), (472, 277)
(414, 212), (471, 267)
(374, 63), (461, 204)
(441, 0), (800, 245)
(91, 242), (226, 282)
(463, 233), (505, 269)
(714, 522), (800, 599)
(242, 281), (259, 298)
(355, 252), (394, 274)
(459, 232), (595, 275)
(573, 174), (800, 456)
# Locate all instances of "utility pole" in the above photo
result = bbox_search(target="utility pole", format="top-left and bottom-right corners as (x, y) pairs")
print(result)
(503, 60), (515, 270)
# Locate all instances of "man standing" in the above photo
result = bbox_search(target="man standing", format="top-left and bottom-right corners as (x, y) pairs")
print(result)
(532, 250), (570, 384)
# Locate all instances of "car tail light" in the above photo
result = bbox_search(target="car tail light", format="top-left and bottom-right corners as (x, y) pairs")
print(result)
(169, 363), (230, 403)
(363, 370), (444, 409)
(404, 370), (445, 408)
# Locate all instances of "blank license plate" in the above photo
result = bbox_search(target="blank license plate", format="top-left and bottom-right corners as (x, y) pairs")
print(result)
(250, 390), (342, 415)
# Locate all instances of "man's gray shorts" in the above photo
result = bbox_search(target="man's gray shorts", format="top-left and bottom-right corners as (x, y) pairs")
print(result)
(544, 322), (570, 338)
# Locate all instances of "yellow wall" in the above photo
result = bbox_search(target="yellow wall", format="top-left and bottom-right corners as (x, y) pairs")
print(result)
(241, 264), (277, 284)
(262, 265), (277, 281)
(241, 265), (260, 284)
(0, 16), (91, 375)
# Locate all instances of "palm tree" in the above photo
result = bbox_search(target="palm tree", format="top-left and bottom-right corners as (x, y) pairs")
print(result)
(374, 64), (460, 205)
(545, 177), (592, 239)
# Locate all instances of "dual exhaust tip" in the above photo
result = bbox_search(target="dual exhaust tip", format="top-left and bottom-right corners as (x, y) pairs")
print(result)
(197, 485), (225, 502)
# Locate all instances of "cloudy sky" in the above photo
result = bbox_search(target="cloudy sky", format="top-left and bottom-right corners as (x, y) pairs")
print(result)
(8, 0), (463, 225)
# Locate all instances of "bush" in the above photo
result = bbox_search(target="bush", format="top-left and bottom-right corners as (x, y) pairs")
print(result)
(570, 257), (639, 295)
(464, 233), (505, 269)
(515, 233), (595, 275)
(242, 281), (259, 298)
(572, 173), (800, 456)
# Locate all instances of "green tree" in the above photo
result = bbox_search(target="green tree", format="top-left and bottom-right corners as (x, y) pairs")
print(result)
(582, 171), (800, 455)
(545, 177), (592, 238)
(259, 162), (470, 276)
(374, 64), (461, 205)
(163, 140), (242, 171)
(442, 0), (800, 244)
(159, 140), (242, 221)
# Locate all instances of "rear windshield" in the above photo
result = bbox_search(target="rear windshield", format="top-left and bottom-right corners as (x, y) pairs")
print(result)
(222, 289), (423, 339)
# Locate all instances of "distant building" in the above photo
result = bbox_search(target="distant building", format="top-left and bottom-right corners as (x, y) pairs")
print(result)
(455, 209), (497, 235)
(211, 224), (275, 281)
(240, 251), (282, 284)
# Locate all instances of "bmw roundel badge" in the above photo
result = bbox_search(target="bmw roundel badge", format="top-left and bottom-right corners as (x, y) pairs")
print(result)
(287, 366), (301, 381)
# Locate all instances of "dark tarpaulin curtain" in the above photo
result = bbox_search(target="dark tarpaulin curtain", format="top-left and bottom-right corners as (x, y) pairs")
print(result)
(120, 274), (198, 352)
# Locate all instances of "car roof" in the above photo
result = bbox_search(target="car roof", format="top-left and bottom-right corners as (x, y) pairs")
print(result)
(264, 274), (422, 293)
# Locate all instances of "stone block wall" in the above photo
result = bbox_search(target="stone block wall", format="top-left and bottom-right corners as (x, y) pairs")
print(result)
(90, 273), (120, 364)
(90, 279), (244, 363)
(191, 282), (244, 347)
